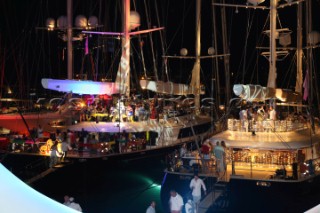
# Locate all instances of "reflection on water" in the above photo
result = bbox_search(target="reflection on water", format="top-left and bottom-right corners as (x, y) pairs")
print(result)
(32, 156), (166, 213)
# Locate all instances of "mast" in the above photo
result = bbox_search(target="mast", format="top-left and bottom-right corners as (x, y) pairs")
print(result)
(191, 0), (201, 111)
(267, 0), (278, 88)
(116, 0), (131, 97)
(67, 0), (73, 80)
(211, 0), (220, 107)
(221, 0), (230, 107)
(306, 0), (315, 134)
(295, 1), (303, 95)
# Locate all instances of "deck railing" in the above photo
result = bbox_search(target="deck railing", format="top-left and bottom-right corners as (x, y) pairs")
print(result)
(227, 118), (308, 132)
(229, 157), (320, 181)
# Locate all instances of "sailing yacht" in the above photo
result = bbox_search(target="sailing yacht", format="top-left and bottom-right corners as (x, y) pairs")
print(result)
(28, 0), (213, 160)
(160, 0), (320, 212)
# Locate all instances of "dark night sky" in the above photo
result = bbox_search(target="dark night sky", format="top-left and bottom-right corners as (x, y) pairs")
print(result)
(0, 0), (319, 100)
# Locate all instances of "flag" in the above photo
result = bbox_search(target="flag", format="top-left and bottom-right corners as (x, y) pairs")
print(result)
(303, 69), (309, 101)
(85, 36), (89, 55)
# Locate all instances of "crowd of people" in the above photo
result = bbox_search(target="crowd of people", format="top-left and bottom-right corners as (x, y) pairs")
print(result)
(77, 95), (178, 124)
(239, 105), (277, 122)
(178, 140), (228, 179)
(160, 141), (228, 213)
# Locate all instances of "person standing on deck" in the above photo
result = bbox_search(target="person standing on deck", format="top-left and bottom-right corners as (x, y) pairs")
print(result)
(220, 141), (227, 173)
(89, 134), (99, 154)
(49, 140), (59, 168)
(180, 143), (187, 157)
(61, 132), (71, 162)
(169, 189), (184, 213)
(269, 106), (277, 121)
(201, 140), (211, 171)
(37, 125), (43, 138)
(239, 107), (248, 131)
(213, 141), (226, 178)
(189, 174), (206, 213)
(257, 105), (265, 121)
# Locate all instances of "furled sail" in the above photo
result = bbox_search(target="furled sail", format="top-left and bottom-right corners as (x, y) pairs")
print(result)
(140, 79), (204, 95)
(233, 84), (302, 102)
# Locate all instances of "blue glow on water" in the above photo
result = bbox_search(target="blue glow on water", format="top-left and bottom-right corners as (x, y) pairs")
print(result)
(31, 157), (166, 213)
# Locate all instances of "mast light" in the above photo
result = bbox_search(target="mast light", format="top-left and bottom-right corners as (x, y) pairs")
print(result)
(46, 18), (55, 31)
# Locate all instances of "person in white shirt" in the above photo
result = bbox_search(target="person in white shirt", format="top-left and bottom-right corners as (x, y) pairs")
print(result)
(239, 108), (248, 120)
(189, 174), (206, 213)
(185, 199), (194, 213)
(68, 197), (82, 212)
(169, 189), (184, 213)
(146, 201), (156, 213)
(269, 106), (277, 120)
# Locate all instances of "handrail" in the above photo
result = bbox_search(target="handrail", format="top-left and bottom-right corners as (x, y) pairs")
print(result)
(228, 118), (308, 132)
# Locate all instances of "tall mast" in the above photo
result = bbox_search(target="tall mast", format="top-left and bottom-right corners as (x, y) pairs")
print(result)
(67, 0), (73, 80)
(191, 0), (201, 111)
(221, 0), (230, 106)
(267, 0), (278, 88)
(211, 1), (220, 107)
(295, 2), (303, 94)
(116, 0), (131, 97)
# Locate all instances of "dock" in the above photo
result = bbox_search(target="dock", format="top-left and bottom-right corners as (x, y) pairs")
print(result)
(25, 161), (72, 184)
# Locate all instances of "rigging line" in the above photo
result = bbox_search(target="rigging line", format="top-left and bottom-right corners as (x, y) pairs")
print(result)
(227, 1), (234, 47)
(106, 46), (122, 80)
(178, 0), (188, 84)
(284, 53), (298, 89)
(250, 11), (270, 84)
(0, 47), (5, 99)
(311, 48), (320, 113)
(132, 0), (147, 78)
(267, 122), (294, 151)
(276, 11), (283, 30)
(164, 1), (192, 52)
(154, 0), (169, 81)
(244, 11), (258, 82)
(241, 9), (252, 83)
(211, 0), (220, 106)
(234, 10), (255, 83)
(94, 0), (103, 81)
(130, 47), (141, 94)
(143, 0), (159, 81)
